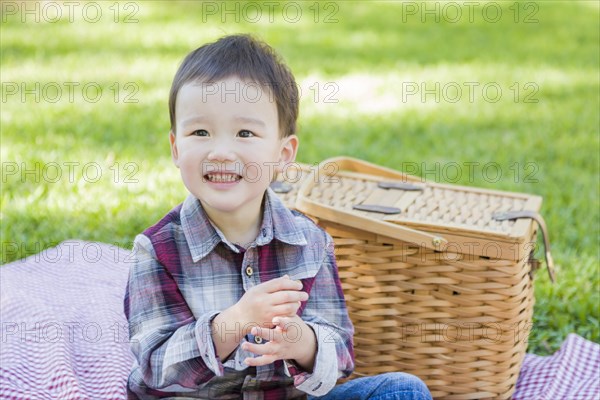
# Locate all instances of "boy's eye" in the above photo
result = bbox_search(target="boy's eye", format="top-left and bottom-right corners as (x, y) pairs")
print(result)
(191, 129), (209, 137)
(238, 130), (255, 138)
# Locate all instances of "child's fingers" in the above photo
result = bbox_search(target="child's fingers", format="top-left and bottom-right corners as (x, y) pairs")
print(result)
(264, 275), (303, 293)
(270, 303), (301, 318)
(244, 353), (277, 367)
(242, 340), (272, 356)
(272, 317), (303, 344)
(242, 328), (281, 359)
(272, 316), (295, 330)
(271, 290), (308, 305)
(250, 325), (280, 342)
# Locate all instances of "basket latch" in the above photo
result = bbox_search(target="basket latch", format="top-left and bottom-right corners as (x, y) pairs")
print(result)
(351, 181), (425, 214)
(492, 210), (555, 283)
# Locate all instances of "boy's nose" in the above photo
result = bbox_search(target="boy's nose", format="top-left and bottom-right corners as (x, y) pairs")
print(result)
(207, 142), (236, 162)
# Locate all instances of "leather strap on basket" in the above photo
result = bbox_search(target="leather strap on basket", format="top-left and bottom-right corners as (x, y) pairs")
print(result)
(296, 157), (448, 251)
(377, 181), (425, 191)
(352, 204), (402, 214)
(352, 181), (425, 214)
(492, 210), (556, 283)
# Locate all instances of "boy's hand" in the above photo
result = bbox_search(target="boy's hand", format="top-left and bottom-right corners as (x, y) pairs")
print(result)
(233, 275), (308, 335)
(242, 315), (317, 372)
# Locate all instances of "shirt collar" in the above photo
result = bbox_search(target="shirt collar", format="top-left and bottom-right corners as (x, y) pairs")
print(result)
(180, 187), (307, 262)
(256, 187), (308, 247)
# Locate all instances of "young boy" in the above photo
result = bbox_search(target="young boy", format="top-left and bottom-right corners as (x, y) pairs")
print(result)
(124, 34), (432, 400)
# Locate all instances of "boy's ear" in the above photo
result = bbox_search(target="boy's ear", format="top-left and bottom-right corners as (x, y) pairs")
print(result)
(169, 130), (180, 168)
(278, 134), (299, 170)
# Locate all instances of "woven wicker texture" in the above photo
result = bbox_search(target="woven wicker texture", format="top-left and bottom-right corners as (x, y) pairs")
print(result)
(273, 157), (543, 399)
(311, 177), (528, 233)
(270, 162), (311, 209)
(326, 220), (535, 399)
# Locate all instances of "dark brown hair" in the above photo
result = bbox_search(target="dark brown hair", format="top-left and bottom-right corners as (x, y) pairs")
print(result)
(168, 34), (299, 137)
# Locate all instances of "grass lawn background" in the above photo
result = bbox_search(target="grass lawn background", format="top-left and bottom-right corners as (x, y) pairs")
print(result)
(1, 1), (598, 356)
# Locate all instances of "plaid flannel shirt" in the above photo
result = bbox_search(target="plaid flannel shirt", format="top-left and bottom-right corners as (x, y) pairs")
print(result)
(124, 188), (355, 399)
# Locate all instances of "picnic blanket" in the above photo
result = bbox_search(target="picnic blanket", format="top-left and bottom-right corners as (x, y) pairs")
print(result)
(1, 240), (598, 399)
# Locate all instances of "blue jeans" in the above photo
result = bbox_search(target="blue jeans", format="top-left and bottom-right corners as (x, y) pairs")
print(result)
(307, 372), (433, 400)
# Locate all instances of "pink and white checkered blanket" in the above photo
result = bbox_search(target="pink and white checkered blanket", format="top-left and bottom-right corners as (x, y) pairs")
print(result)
(1, 241), (598, 399)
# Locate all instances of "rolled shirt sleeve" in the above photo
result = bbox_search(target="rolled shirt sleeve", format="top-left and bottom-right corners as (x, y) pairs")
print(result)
(285, 235), (355, 396)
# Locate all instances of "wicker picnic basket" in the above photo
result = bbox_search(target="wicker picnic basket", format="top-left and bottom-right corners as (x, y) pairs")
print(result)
(271, 157), (554, 399)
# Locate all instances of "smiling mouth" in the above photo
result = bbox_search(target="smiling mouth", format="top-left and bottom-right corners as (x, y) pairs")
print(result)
(204, 173), (242, 183)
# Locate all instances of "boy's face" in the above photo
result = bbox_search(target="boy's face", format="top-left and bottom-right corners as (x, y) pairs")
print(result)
(170, 76), (298, 220)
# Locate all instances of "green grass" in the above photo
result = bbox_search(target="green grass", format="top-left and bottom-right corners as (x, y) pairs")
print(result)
(1, 1), (598, 356)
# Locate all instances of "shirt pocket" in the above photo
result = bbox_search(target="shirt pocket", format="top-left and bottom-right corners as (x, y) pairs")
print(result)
(279, 244), (323, 282)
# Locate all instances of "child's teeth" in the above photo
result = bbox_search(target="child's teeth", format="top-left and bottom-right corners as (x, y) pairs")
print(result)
(210, 174), (237, 182)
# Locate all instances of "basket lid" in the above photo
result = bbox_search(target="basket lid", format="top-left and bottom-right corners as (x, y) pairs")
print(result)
(294, 157), (544, 261)
(270, 162), (312, 210)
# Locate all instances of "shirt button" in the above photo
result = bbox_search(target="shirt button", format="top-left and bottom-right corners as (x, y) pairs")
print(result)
(245, 266), (253, 277)
(254, 335), (263, 344)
